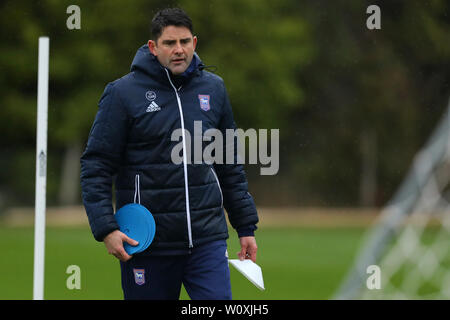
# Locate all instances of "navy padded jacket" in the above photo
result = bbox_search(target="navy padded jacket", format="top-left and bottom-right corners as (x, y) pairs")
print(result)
(80, 45), (258, 253)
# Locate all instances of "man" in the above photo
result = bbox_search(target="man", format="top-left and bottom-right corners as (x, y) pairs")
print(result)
(80, 8), (259, 300)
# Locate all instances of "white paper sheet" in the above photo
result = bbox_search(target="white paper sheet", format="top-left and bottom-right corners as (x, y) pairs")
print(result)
(229, 259), (265, 290)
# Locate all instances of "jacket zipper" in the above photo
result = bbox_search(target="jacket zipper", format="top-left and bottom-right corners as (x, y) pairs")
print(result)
(210, 167), (223, 208)
(165, 69), (193, 249)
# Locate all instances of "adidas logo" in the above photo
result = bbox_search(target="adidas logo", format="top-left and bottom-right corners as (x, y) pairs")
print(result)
(146, 101), (161, 113)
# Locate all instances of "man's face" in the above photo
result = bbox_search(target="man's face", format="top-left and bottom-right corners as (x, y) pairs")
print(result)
(148, 26), (197, 75)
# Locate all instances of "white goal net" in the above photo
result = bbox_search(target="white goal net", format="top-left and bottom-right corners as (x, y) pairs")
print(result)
(335, 98), (450, 299)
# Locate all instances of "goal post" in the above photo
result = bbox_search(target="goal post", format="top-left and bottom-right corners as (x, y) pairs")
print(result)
(335, 97), (450, 299)
(33, 36), (49, 300)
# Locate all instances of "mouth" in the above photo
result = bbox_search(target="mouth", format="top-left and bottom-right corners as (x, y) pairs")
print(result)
(171, 58), (186, 65)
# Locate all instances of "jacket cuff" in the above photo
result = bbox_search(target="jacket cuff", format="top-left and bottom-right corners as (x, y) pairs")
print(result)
(237, 225), (257, 238)
(91, 215), (120, 242)
(96, 225), (120, 242)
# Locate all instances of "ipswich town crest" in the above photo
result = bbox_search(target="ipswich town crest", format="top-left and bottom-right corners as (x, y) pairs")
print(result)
(133, 268), (145, 286)
(198, 94), (210, 111)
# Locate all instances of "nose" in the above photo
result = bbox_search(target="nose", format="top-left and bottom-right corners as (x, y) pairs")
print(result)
(174, 42), (183, 55)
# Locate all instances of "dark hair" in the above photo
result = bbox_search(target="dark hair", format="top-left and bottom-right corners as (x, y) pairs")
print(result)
(151, 8), (193, 41)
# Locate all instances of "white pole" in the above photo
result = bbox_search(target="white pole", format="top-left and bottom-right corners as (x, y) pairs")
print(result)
(33, 37), (49, 300)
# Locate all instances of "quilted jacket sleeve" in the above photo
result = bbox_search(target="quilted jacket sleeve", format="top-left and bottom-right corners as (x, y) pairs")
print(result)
(80, 82), (129, 241)
(213, 82), (259, 237)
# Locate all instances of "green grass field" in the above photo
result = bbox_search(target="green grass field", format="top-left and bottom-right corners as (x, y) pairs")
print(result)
(0, 225), (368, 300)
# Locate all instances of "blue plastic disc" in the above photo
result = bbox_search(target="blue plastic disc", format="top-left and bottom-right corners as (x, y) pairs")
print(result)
(114, 203), (156, 255)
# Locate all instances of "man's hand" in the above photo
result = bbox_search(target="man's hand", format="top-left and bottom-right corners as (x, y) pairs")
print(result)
(103, 230), (138, 262)
(237, 236), (258, 263)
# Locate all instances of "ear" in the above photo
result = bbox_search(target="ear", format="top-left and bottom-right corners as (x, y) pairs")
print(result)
(148, 39), (157, 56)
(193, 36), (197, 51)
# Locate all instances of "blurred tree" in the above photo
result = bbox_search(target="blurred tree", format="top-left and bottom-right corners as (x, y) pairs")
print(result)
(0, 0), (312, 206)
(0, 0), (449, 208)
(291, 0), (450, 206)
(180, 0), (312, 129)
(0, 0), (164, 205)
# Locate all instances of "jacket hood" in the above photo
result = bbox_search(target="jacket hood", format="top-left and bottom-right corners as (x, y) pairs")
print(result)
(130, 44), (204, 82)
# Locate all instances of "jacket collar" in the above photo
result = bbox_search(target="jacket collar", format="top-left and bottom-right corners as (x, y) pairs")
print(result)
(130, 44), (203, 87)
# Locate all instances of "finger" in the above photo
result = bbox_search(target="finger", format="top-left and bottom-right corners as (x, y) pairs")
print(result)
(116, 248), (132, 262)
(111, 250), (121, 260)
(237, 246), (247, 261)
(248, 250), (257, 262)
(248, 245), (257, 262)
(123, 234), (139, 247)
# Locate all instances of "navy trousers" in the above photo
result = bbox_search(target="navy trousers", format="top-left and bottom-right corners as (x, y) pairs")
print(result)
(120, 240), (232, 300)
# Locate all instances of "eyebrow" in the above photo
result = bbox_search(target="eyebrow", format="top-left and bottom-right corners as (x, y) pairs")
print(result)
(161, 38), (192, 45)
